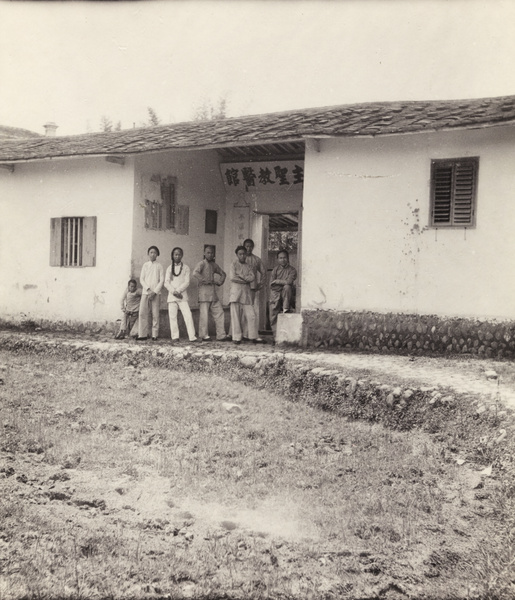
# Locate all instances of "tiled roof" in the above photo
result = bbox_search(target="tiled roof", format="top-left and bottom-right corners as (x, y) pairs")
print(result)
(1, 95), (514, 162)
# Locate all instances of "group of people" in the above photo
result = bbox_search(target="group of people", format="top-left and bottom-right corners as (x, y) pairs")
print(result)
(116, 239), (297, 345)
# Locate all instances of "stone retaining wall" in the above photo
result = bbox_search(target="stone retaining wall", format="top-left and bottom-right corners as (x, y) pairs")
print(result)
(5, 308), (515, 358)
(0, 307), (232, 339)
(302, 310), (515, 358)
(0, 332), (507, 438)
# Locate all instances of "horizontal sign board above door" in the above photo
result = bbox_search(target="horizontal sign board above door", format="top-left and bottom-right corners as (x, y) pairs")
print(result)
(220, 161), (304, 191)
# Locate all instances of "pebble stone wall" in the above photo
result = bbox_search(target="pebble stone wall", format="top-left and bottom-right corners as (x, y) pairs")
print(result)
(2, 308), (231, 339)
(302, 310), (515, 359)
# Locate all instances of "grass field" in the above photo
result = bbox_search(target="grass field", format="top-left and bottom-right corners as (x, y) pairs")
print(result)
(0, 347), (514, 599)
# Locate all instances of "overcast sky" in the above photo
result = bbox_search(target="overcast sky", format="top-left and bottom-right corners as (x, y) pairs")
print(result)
(1, 0), (514, 136)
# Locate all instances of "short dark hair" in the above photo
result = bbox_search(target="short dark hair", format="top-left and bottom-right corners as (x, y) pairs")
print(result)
(277, 249), (289, 259)
(235, 245), (246, 255)
(243, 238), (254, 247)
(128, 279), (137, 287)
(204, 244), (215, 254)
(171, 247), (183, 259)
(147, 245), (160, 256)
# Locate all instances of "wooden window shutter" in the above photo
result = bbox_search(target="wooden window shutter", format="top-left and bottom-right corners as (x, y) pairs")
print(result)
(453, 161), (477, 225)
(162, 177), (176, 229)
(432, 163), (453, 224)
(169, 178), (177, 228)
(431, 158), (478, 227)
(161, 180), (168, 228)
(50, 218), (62, 266)
(176, 204), (190, 235)
(82, 217), (97, 267)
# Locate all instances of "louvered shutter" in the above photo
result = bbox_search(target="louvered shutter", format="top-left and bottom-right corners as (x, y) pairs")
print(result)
(161, 177), (176, 229)
(453, 161), (476, 225)
(432, 164), (453, 224)
(431, 158), (478, 227)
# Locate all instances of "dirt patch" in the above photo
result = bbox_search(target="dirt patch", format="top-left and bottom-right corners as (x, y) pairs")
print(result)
(1, 337), (514, 599)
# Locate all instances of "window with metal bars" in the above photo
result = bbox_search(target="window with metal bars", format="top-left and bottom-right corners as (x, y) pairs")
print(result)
(430, 158), (478, 227)
(50, 217), (96, 267)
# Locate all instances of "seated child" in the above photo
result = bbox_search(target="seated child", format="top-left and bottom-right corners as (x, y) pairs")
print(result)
(229, 245), (257, 344)
(192, 245), (229, 341)
(115, 279), (141, 339)
(164, 247), (197, 342)
(269, 250), (297, 331)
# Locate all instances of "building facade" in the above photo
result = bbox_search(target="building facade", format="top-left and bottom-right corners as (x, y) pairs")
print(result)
(1, 95), (514, 355)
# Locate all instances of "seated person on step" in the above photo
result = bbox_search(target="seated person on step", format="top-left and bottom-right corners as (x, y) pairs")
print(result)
(269, 249), (297, 333)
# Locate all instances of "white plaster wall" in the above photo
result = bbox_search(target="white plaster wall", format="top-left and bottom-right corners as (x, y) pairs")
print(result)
(0, 157), (135, 323)
(133, 150), (226, 308)
(302, 126), (515, 319)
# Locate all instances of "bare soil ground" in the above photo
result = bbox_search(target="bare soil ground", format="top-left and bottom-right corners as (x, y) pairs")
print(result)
(0, 335), (514, 599)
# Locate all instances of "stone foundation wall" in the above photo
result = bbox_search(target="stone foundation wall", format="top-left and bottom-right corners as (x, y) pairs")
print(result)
(302, 310), (515, 358)
(0, 308), (232, 339)
(0, 316), (117, 336)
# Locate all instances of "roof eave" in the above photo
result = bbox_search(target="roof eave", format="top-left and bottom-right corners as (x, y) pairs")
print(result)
(0, 136), (308, 164)
(2, 118), (515, 164)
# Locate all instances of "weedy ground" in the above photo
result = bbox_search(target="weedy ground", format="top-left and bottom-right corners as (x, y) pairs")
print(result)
(0, 347), (514, 600)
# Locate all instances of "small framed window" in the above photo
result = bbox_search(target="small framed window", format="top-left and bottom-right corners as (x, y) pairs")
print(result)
(50, 217), (97, 267)
(205, 209), (218, 234)
(430, 157), (478, 227)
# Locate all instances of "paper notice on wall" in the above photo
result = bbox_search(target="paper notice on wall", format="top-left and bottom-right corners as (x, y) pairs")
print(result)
(142, 175), (162, 204)
(233, 206), (250, 245)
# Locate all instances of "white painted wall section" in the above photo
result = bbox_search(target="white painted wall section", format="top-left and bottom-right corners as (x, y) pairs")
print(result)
(0, 157), (135, 323)
(302, 126), (515, 319)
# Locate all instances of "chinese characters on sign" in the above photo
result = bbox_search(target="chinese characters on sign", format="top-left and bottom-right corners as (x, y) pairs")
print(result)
(220, 161), (304, 191)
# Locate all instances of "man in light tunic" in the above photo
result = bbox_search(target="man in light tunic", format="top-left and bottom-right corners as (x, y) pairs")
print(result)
(229, 246), (257, 344)
(138, 245), (165, 340)
(242, 238), (266, 343)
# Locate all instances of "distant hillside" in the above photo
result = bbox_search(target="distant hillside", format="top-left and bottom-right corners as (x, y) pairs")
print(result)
(0, 125), (41, 139)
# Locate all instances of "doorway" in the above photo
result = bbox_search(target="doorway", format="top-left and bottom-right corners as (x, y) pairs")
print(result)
(257, 212), (300, 333)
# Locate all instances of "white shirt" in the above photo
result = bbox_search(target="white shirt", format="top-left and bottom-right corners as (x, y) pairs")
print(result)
(164, 263), (192, 303)
(139, 260), (164, 296)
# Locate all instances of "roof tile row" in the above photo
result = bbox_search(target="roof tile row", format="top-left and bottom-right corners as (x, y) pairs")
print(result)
(0, 95), (514, 162)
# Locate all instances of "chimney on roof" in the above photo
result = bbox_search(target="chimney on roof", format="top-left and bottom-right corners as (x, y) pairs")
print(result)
(43, 122), (58, 137)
